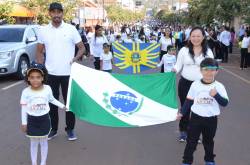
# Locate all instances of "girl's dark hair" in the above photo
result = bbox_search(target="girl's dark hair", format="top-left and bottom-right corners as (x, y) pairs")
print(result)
(187, 27), (208, 61)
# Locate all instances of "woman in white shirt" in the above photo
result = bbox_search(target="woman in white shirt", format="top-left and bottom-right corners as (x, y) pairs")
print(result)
(159, 27), (175, 72)
(90, 25), (109, 70)
(240, 30), (250, 69)
(173, 27), (214, 142)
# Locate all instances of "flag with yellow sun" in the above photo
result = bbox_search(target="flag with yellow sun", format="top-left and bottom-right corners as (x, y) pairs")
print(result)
(112, 42), (160, 74)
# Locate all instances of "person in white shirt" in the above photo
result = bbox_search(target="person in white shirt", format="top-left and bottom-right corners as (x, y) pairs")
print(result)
(184, 26), (192, 44)
(177, 58), (229, 165)
(240, 30), (250, 69)
(100, 43), (113, 73)
(123, 34), (133, 43)
(219, 26), (231, 63)
(36, 2), (85, 141)
(21, 62), (66, 165)
(159, 27), (175, 72)
(157, 45), (176, 72)
(90, 25), (109, 70)
(173, 27), (214, 142)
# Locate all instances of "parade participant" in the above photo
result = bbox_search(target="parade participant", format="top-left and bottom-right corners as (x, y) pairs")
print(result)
(149, 34), (157, 43)
(159, 27), (175, 72)
(177, 58), (229, 165)
(229, 27), (236, 53)
(240, 30), (250, 69)
(90, 25), (109, 70)
(124, 34), (133, 43)
(219, 26), (231, 63)
(173, 27), (214, 142)
(157, 45), (176, 72)
(36, 2), (85, 140)
(20, 62), (66, 165)
(100, 43), (113, 73)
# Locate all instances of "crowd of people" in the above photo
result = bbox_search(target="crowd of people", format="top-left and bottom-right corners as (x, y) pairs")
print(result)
(19, 2), (250, 165)
(74, 21), (250, 70)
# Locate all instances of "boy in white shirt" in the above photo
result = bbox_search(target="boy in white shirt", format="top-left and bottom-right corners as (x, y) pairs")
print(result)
(157, 45), (176, 72)
(100, 43), (113, 73)
(177, 58), (229, 165)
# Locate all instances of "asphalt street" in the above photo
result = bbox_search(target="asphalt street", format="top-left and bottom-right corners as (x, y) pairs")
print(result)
(0, 49), (250, 165)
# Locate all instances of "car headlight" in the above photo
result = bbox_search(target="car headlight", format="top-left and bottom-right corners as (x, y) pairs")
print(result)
(0, 51), (12, 59)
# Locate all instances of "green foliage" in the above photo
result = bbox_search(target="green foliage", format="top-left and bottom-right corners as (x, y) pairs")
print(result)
(106, 5), (145, 24)
(156, 0), (250, 26)
(0, 1), (15, 24)
(20, 0), (79, 24)
(186, 0), (249, 25)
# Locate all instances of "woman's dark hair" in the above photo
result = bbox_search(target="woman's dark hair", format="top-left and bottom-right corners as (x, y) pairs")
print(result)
(94, 24), (103, 43)
(164, 27), (172, 37)
(187, 27), (208, 61)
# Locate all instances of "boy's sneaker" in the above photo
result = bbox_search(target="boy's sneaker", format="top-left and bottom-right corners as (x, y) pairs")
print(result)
(48, 130), (57, 140)
(67, 130), (77, 141)
(205, 161), (216, 165)
(179, 132), (187, 142)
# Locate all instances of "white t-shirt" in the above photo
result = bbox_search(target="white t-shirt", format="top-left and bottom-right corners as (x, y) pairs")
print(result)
(174, 47), (214, 81)
(219, 30), (231, 46)
(157, 54), (176, 72)
(90, 35), (109, 58)
(100, 52), (113, 70)
(187, 80), (229, 117)
(241, 37), (250, 48)
(38, 21), (82, 75)
(20, 85), (65, 125)
(159, 37), (175, 51)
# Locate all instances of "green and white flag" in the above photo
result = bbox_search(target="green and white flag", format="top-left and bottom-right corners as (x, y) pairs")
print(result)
(67, 63), (178, 127)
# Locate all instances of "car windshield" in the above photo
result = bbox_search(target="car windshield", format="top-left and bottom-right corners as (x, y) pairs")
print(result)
(0, 28), (25, 42)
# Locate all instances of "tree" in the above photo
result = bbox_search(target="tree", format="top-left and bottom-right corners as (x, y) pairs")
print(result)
(106, 5), (145, 24)
(0, 1), (15, 24)
(186, 0), (247, 26)
(20, 0), (80, 24)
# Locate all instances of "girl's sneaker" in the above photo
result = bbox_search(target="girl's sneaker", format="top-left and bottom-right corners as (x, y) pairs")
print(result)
(179, 132), (187, 142)
(205, 162), (216, 165)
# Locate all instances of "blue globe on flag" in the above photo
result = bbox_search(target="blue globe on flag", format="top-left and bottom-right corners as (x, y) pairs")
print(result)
(110, 91), (139, 113)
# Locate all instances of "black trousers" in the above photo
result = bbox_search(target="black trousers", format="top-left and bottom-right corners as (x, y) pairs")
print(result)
(160, 50), (167, 73)
(229, 41), (233, 53)
(240, 48), (248, 68)
(221, 43), (229, 62)
(178, 77), (193, 132)
(94, 57), (101, 70)
(183, 113), (217, 164)
(214, 42), (222, 59)
(47, 74), (75, 131)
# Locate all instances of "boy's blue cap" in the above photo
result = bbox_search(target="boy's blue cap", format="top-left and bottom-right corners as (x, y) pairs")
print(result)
(27, 61), (45, 75)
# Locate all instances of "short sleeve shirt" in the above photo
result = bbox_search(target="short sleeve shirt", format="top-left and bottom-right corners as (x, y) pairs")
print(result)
(187, 80), (229, 117)
(38, 21), (82, 75)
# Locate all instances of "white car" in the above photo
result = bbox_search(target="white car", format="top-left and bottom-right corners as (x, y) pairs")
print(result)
(0, 24), (39, 79)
